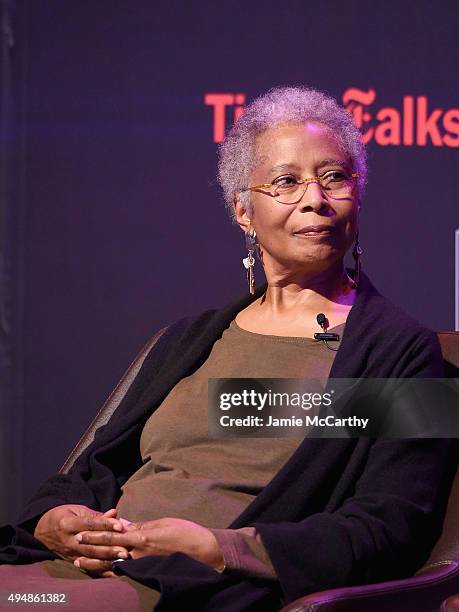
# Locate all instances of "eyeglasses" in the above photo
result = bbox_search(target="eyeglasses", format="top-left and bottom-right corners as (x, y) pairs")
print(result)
(235, 171), (359, 205)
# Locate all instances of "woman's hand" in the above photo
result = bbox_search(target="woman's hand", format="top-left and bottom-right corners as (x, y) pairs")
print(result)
(34, 505), (130, 576)
(74, 517), (224, 573)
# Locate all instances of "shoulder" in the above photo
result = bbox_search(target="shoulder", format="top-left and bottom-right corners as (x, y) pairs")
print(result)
(147, 286), (266, 354)
(342, 273), (443, 377)
(368, 291), (436, 342)
(140, 306), (224, 368)
(153, 309), (220, 347)
(356, 272), (432, 336)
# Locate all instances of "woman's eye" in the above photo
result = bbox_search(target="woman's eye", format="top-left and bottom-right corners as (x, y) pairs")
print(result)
(322, 171), (347, 181)
(272, 175), (297, 187)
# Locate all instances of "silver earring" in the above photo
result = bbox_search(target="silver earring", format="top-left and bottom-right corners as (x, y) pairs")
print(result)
(352, 232), (363, 288)
(242, 229), (257, 295)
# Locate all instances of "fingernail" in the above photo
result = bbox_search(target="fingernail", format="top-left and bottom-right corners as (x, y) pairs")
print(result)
(117, 551), (129, 559)
(113, 523), (122, 532)
(74, 559), (80, 568)
(75, 534), (82, 542)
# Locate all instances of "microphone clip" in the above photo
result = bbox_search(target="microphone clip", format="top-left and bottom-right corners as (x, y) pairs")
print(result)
(314, 332), (340, 342)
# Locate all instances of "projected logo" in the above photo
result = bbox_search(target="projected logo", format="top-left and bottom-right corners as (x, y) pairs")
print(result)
(204, 88), (459, 147)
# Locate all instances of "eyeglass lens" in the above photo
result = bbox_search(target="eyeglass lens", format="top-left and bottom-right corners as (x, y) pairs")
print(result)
(274, 176), (355, 204)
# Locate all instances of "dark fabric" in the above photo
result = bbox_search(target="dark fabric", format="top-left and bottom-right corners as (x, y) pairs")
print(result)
(0, 272), (457, 611)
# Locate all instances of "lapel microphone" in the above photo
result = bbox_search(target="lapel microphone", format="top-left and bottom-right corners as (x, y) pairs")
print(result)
(314, 313), (340, 344)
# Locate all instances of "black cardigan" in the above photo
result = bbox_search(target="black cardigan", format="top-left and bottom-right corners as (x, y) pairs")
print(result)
(0, 272), (457, 611)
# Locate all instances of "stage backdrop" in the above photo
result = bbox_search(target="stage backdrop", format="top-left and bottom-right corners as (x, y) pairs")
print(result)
(1, 0), (458, 522)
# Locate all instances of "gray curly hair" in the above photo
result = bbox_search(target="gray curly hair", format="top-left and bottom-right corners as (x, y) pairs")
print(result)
(218, 86), (367, 221)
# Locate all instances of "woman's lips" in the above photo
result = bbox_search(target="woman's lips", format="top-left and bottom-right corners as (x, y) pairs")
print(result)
(294, 225), (334, 236)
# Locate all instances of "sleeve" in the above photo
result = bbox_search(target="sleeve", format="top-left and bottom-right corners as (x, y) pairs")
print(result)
(208, 527), (277, 580)
(254, 438), (457, 603)
(251, 326), (456, 603)
(15, 480), (76, 534)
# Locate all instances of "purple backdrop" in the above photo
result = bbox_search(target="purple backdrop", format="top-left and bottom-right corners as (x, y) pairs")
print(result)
(1, 0), (458, 521)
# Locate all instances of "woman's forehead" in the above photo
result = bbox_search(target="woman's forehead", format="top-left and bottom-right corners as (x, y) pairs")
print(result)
(253, 122), (349, 171)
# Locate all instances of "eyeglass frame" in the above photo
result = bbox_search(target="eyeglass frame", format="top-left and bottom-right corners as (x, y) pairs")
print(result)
(233, 172), (360, 205)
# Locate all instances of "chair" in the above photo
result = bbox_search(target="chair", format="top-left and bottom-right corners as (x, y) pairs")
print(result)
(60, 326), (168, 474)
(281, 331), (459, 612)
(60, 330), (459, 612)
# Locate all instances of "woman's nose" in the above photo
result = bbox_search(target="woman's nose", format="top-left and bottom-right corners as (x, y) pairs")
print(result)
(297, 180), (327, 211)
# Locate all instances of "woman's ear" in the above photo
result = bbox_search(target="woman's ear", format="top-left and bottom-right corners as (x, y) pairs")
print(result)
(233, 199), (253, 233)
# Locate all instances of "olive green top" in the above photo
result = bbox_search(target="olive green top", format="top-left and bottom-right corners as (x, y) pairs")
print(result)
(116, 320), (344, 526)
(115, 319), (344, 580)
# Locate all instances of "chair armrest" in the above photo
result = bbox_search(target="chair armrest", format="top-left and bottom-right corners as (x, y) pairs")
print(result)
(280, 562), (459, 612)
(441, 592), (459, 611)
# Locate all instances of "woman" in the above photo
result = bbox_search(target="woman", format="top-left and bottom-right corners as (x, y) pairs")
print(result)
(0, 86), (456, 611)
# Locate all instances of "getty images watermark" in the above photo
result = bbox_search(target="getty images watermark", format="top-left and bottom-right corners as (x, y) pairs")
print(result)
(208, 378), (459, 438)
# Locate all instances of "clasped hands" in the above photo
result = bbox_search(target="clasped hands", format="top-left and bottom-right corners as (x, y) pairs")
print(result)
(34, 504), (224, 578)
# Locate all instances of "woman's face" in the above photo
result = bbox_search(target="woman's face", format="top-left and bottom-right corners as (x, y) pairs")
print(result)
(235, 122), (360, 279)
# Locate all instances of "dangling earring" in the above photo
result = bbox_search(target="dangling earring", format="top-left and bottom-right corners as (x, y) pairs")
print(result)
(352, 231), (363, 289)
(242, 228), (257, 295)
